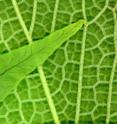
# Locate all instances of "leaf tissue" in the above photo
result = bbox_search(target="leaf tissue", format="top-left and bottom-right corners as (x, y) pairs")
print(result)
(0, 0), (117, 124)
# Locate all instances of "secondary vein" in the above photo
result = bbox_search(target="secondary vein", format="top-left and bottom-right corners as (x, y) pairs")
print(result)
(11, 0), (61, 124)
(42, 0), (61, 123)
(29, 0), (37, 38)
(38, 66), (61, 124)
(51, 0), (60, 32)
(106, 9), (117, 124)
(11, 0), (32, 43)
(75, 0), (87, 123)
(75, 26), (87, 124)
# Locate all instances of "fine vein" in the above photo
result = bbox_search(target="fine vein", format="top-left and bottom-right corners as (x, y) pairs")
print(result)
(11, 0), (60, 124)
(106, 9), (117, 124)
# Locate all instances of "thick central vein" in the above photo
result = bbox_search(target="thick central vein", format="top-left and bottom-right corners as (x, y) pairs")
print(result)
(11, 0), (60, 124)
(106, 9), (117, 124)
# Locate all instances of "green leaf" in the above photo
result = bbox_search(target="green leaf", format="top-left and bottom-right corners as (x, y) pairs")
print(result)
(0, 20), (84, 102)
(0, 0), (117, 124)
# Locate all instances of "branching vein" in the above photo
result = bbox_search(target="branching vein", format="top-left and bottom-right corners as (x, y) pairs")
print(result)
(88, 0), (109, 25)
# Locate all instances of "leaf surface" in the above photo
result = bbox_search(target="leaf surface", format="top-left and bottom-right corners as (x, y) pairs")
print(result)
(0, 0), (117, 124)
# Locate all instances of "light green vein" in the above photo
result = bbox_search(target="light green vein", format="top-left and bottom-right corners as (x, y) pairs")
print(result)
(29, 0), (38, 38)
(38, 0), (61, 123)
(11, 0), (32, 43)
(28, 1), (38, 123)
(75, 26), (87, 124)
(11, 0), (60, 124)
(38, 66), (61, 124)
(51, 0), (60, 32)
(0, 22), (10, 51)
(75, 0), (87, 123)
(88, 0), (109, 25)
(82, 0), (87, 20)
(45, 0), (61, 123)
(106, 9), (117, 124)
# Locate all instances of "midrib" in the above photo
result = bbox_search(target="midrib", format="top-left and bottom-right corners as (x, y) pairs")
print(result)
(11, 0), (61, 124)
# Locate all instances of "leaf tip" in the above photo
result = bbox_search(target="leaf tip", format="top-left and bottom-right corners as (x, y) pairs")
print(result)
(75, 19), (86, 29)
